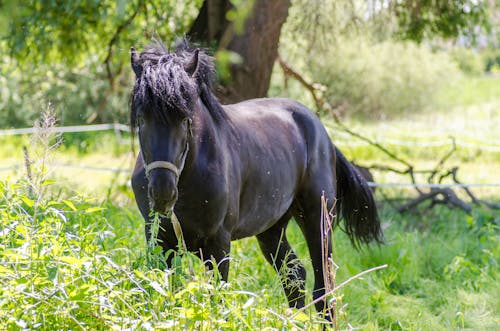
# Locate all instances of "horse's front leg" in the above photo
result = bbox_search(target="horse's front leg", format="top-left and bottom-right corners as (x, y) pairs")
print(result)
(147, 215), (182, 266)
(199, 230), (231, 281)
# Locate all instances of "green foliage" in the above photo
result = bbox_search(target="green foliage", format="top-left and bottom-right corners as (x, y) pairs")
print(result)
(276, 0), (500, 122)
(2, 175), (498, 329)
(338, 204), (499, 330)
(285, 0), (494, 48)
(0, 0), (497, 127)
(0, 0), (202, 127)
(448, 47), (484, 76)
(393, 0), (492, 43)
(322, 38), (461, 118)
(437, 75), (500, 108)
(3, 0), (202, 66)
(227, 0), (256, 34)
(275, 35), (462, 118)
(0, 178), (328, 329)
(0, 56), (132, 127)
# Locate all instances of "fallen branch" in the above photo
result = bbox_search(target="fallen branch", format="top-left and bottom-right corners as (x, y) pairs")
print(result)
(397, 188), (472, 213)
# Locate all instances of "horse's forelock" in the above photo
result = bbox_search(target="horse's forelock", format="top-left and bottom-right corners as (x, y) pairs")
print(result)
(132, 52), (195, 121)
(130, 40), (216, 127)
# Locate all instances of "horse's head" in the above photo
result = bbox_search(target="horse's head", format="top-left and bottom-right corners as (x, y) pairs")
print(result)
(130, 44), (201, 213)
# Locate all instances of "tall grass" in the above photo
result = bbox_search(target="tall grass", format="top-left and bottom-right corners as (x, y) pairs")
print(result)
(1, 172), (497, 329)
(1, 177), (344, 329)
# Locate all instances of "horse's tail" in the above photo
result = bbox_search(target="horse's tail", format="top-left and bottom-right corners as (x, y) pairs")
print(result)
(335, 147), (383, 247)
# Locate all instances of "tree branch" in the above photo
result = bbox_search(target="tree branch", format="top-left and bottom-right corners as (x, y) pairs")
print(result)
(88, 0), (143, 124)
(104, 0), (144, 86)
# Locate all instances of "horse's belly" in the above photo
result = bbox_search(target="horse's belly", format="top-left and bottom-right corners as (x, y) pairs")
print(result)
(231, 185), (296, 240)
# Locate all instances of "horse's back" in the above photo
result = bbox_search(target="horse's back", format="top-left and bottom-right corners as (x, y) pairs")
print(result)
(225, 97), (335, 177)
(224, 97), (316, 124)
(225, 97), (331, 147)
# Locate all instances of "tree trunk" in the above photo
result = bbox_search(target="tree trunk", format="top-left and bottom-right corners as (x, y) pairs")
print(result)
(189, 0), (291, 104)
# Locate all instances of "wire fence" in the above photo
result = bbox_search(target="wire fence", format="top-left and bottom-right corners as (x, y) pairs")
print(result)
(1, 124), (499, 189)
(0, 123), (130, 136)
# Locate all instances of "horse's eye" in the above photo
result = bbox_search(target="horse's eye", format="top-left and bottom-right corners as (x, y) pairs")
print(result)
(137, 114), (145, 127)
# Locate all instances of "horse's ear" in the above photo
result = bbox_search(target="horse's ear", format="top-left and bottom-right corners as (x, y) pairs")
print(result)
(130, 47), (142, 77)
(184, 49), (200, 77)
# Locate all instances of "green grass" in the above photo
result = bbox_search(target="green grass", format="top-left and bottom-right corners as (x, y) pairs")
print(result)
(0, 176), (498, 330)
(437, 75), (500, 108)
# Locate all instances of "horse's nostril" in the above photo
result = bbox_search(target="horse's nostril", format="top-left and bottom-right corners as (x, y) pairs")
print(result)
(148, 184), (177, 210)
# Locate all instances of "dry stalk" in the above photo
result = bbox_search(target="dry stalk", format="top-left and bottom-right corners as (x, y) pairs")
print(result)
(26, 106), (62, 201)
(23, 146), (33, 195)
(300, 193), (388, 329)
(292, 264), (387, 321)
(320, 193), (338, 328)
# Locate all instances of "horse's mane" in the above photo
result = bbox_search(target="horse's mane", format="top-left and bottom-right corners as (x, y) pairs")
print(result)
(130, 38), (226, 128)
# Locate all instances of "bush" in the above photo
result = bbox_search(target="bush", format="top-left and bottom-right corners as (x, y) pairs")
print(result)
(274, 1), (464, 119)
(0, 55), (132, 128)
(448, 47), (484, 76)
(309, 37), (461, 118)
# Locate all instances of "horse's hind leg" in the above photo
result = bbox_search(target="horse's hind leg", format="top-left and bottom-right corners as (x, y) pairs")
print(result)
(294, 177), (336, 320)
(256, 214), (306, 308)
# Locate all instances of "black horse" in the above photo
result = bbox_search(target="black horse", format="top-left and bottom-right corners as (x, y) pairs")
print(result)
(130, 40), (382, 318)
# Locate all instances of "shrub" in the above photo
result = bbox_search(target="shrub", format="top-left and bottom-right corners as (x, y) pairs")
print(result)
(0, 55), (132, 128)
(310, 37), (461, 118)
(448, 47), (484, 76)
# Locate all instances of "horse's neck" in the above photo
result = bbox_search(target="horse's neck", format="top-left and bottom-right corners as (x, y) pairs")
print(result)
(186, 98), (228, 167)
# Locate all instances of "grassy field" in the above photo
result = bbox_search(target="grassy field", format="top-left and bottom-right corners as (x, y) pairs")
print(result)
(0, 76), (499, 330)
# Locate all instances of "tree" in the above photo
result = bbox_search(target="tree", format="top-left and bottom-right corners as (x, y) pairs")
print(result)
(393, 0), (492, 42)
(188, 0), (291, 103)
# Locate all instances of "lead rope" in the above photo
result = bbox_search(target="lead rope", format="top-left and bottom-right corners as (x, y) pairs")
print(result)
(170, 211), (194, 275)
(170, 211), (186, 251)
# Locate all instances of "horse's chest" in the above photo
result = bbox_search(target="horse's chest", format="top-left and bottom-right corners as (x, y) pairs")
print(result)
(176, 188), (228, 234)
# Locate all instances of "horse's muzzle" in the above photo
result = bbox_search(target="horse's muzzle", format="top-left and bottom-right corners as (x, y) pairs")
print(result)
(148, 170), (178, 213)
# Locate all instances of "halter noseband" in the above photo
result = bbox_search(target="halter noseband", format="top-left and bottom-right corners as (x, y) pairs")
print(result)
(144, 161), (180, 178)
